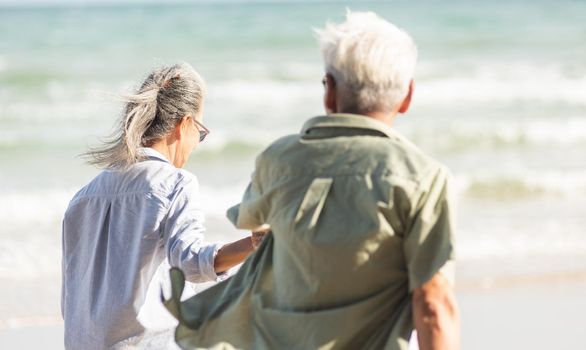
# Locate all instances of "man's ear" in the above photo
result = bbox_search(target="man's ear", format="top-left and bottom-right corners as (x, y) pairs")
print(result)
(324, 73), (337, 114)
(398, 80), (414, 114)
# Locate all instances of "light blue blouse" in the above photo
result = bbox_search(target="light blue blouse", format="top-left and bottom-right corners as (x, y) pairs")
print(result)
(61, 147), (223, 349)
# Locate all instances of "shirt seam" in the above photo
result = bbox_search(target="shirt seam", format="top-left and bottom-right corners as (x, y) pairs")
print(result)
(68, 189), (173, 206)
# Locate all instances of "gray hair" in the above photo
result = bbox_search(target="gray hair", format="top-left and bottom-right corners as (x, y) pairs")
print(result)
(85, 62), (206, 169)
(315, 10), (418, 113)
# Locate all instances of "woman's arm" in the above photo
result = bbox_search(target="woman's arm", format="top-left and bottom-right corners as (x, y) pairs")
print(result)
(214, 226), (270, 273)
(213, 237), (255, 274)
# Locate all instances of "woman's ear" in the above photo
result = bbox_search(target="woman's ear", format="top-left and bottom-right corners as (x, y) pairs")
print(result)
(174, 116), (190, 140)
(398, 80), (414, 114)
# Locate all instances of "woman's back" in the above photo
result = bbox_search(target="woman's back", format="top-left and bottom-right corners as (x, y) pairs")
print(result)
(62, 149), (208, 349)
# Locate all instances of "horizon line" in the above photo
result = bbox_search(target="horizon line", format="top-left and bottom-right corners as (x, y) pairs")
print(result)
(0, 0), (383, 9)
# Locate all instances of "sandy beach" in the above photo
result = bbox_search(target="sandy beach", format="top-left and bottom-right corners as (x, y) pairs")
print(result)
(1, 271), (585, 349)
(459, 274), (586, 349)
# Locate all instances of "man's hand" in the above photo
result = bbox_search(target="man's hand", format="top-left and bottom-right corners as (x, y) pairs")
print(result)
(412, 272), (460, 350)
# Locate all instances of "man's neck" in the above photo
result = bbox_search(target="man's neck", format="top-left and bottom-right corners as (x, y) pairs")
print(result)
(362, 110), (397, 128)
(334, 109), (398, 128)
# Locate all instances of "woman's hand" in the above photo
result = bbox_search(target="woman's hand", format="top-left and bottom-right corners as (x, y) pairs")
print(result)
(214, 225), (271, 274)
(251, 224), (271, 250)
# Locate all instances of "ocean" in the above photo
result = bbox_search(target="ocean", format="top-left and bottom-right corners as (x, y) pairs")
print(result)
(1, 0), (585, 348)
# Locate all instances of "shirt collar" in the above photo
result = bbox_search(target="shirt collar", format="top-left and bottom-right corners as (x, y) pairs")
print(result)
(300, 113), (399, 139)
(139, 147), (171, 164)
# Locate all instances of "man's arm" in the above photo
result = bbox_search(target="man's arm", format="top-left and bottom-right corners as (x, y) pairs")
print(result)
(412, 272), (460, 350)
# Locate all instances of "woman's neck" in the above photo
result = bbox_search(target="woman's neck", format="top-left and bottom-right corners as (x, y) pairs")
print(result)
(149, 139), (181, 167)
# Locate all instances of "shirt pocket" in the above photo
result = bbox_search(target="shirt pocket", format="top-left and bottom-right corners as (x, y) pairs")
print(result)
(293, 178), (333, 234)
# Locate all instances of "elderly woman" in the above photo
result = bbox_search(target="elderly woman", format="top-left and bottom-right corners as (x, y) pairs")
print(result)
(61, 63), (260, 349)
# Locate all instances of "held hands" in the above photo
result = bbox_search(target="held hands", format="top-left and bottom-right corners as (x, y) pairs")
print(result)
(251, 224), (271, 250)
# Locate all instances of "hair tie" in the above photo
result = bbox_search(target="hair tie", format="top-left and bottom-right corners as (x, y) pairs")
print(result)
(160, 74), (181, 91)
(161, 79), (172, 90)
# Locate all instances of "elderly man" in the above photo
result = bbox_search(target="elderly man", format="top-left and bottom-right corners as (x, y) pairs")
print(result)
(164, 11), (459, 350)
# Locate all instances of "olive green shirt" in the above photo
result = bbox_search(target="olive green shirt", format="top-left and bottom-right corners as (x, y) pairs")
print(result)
(164, 113), (456, 350)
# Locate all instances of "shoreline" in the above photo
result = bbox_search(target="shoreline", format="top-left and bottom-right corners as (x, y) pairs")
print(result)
(455, 269), (586, 291)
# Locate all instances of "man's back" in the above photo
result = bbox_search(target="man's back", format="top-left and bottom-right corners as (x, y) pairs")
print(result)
(249, 114), (454, 348)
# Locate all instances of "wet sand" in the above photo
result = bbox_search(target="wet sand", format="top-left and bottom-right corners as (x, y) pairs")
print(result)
(1, 272), (585, 349)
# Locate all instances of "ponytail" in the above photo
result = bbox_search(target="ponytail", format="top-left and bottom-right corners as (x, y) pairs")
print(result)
(122, 87), (158, 165)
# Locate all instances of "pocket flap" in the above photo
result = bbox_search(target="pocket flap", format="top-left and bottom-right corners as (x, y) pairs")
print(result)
(294, 178), (333, 231)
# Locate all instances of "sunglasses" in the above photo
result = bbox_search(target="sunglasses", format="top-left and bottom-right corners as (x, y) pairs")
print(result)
(193, 119), (210, 142)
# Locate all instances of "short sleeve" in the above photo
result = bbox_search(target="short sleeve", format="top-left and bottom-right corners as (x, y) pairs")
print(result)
(403, 166), (456, 291)
(227, 157), (270, 230)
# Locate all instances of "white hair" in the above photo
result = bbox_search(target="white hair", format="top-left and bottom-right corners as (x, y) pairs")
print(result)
(315, 10), (418, 113)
